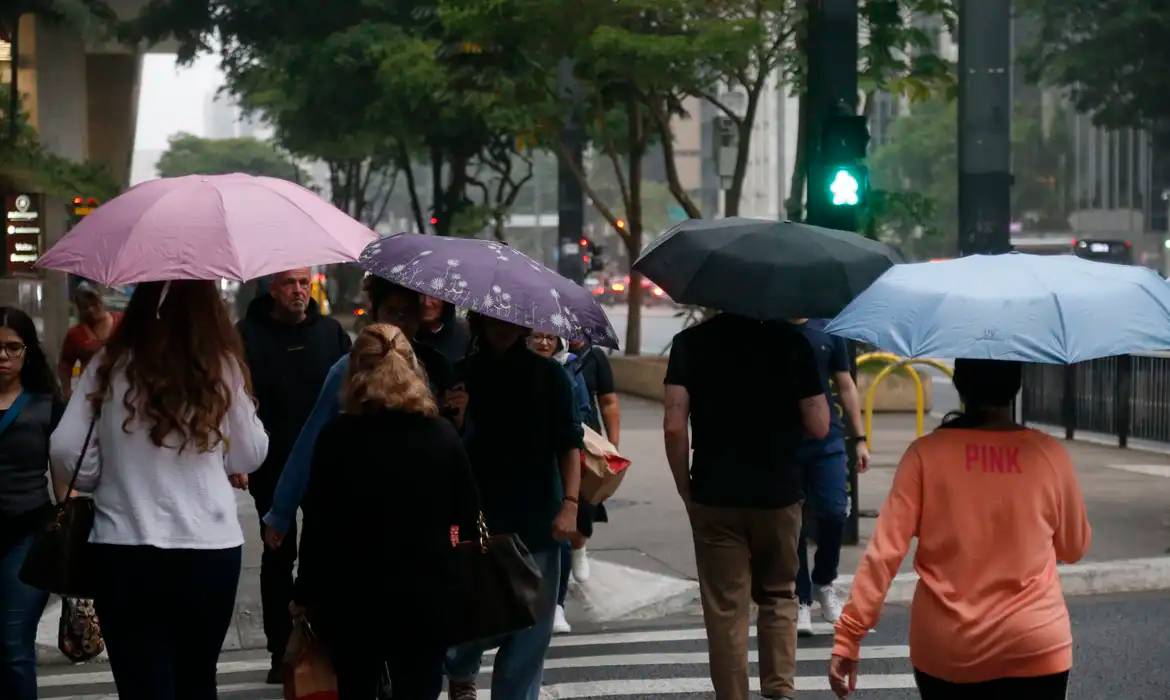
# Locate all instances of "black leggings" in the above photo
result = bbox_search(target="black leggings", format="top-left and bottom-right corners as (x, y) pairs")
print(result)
(914, 669), (1069, 699)
(93, 544), (242, 700)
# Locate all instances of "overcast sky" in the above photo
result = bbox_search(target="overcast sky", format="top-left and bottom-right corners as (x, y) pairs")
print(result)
(134, 52), (224, 151)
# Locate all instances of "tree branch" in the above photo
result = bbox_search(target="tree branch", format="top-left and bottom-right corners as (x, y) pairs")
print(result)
(554, 137), (631, 245)
(698, 90), (745, 126)
(649, 97), (702, 218)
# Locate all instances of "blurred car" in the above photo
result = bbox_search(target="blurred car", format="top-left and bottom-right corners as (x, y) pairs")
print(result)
(599, 275), (672, 307)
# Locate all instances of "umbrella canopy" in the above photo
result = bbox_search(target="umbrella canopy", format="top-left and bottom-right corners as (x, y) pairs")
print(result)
(633, 217), (900, 320)
(825, 253), (1170, 364)
(36, 173), (378, 285)
(359, 234), (619, 349)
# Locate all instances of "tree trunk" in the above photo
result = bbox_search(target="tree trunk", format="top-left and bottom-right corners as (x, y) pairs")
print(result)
(625, 99), (646, 356)
(785, 89), (810, 221)
(397, 140), (427, 233)
(724, 94), (761, 218)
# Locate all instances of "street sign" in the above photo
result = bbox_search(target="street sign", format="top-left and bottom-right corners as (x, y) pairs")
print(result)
(3, 192), (45, 278)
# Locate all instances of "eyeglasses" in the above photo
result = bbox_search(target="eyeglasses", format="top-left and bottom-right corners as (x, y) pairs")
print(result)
(0, 343), (27, 358)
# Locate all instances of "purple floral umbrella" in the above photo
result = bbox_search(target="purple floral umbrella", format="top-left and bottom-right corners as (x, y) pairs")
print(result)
(359, 234), (619, 349)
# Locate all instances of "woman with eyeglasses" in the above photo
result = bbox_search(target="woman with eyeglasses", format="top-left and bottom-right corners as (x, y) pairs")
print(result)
(0, 308), (66, 699)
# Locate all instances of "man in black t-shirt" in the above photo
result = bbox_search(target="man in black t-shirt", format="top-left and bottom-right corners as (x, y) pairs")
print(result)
(664, 313), (828, 700)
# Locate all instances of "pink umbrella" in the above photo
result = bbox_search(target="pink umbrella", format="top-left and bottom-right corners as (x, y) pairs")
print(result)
(37, 173), (378, 285)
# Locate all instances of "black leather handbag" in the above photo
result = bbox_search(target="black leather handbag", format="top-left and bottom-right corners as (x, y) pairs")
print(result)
(441, 512), (545, 647)
(20, 415), (99, 598)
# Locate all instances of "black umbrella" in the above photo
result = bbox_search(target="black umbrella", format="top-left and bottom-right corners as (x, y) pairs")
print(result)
(633, 217), (901, 320)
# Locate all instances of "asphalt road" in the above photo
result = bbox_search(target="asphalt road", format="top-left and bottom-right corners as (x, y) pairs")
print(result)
(39, 591), (1170, 699)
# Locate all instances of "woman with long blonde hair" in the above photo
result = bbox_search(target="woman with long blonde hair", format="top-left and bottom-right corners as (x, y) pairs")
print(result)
(49, 280), (269, 700)
(293, 323), (477, 699)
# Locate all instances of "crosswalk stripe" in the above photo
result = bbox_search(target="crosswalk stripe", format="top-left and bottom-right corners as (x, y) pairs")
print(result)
(38, 659), (270, 688)
(441, 674), (919, 698)
(538, 623), (835, 649)
(482, 645), (910, 673)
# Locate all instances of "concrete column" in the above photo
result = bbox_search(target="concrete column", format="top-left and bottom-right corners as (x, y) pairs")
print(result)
(31, 21), (89, 360)
(86, 52), (141, 187)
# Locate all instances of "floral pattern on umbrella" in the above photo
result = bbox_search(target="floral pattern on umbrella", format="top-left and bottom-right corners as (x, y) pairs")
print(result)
(359, 234), (619, 349)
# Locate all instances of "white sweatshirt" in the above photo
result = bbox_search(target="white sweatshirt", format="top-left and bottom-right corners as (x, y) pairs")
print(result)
(50, 355), (268, 550)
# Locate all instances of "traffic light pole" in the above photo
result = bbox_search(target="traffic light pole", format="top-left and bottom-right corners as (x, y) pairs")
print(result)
(556, 58), (586, 285)
(958, 0), (1013, 255)
(805, 0), (864, 546)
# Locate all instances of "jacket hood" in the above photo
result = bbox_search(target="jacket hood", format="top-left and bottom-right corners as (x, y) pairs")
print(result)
(244, 293), (322, 327)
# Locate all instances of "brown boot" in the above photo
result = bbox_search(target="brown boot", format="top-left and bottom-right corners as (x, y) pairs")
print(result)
(448, 679), (478, 700)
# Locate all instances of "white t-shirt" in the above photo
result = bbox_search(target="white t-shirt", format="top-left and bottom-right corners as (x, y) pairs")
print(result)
(50, 353), (269, 550)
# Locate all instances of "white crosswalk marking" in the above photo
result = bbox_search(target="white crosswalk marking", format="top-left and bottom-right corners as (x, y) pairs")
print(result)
(1106, 463), (1170, 478)
(40, 624), (915, 699)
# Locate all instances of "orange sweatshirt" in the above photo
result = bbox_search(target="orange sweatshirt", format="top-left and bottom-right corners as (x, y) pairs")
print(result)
(833, 427), (1091, 683)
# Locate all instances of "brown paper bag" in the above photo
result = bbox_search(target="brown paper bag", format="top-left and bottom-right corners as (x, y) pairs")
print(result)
(580, 425), (632, 505)
(283, 617), (339, 700)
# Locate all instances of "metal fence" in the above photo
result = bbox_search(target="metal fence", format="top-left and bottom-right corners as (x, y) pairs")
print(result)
(1022, 353), (1170, 447)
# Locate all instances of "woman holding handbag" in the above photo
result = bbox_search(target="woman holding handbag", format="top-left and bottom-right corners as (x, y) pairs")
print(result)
(293, 323), (478, 699)
(0, 308), (65, 700)
(49, 281), (268, 700)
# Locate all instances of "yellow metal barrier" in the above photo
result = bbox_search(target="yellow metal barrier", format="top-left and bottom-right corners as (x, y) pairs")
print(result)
(856, 353), (955, 448)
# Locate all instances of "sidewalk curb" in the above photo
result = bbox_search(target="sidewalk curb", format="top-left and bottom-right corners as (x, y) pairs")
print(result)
(580, 556), (1170, 625)
(834, 556), (1170, 606)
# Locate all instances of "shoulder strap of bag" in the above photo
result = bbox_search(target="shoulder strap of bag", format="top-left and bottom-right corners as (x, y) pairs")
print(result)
(0, 392), (30, 439)
(62, 412), (99, 506)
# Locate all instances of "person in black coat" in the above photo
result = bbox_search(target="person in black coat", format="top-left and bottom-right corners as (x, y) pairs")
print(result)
(294, 323), (477, 700)
(235, 268), (352, 680)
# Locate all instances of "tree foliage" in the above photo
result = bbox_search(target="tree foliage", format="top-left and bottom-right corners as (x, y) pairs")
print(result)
(1018, 0), (1170, 132)
(868, 93), (1077, 259)
(155, 132), (305, 181)
(0, 85), (117, 200)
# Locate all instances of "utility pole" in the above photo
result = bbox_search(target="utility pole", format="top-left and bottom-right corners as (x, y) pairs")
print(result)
(804, 0), (864, 545)
(958, 0), (1013, 255)
(556, 58), (586, 284)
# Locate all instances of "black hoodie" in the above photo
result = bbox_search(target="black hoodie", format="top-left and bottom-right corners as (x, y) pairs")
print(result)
(416, 301), (471, 366)
(237, 295), (352, 492)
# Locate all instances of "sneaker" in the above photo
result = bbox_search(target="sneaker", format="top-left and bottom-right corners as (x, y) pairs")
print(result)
(797, 603), (814, 638)
(554, 604), (572, 634)
(816, 583), (844, 624)
(449, 679), (478, 700)
(571, 546), (591, 583)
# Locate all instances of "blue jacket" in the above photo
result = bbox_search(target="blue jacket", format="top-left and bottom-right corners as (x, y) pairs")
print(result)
(263, 356), (348, 534)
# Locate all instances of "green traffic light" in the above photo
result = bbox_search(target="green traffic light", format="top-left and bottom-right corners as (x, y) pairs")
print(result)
(829, 168), (860, 207)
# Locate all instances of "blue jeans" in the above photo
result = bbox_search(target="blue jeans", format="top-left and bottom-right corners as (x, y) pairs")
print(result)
(447, 547), (560, 700)
(796, 450), (849, 605)
(0, 531), (50, 700)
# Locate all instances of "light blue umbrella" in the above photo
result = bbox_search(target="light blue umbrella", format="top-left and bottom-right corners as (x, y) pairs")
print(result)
(825, 253), (1170, 364)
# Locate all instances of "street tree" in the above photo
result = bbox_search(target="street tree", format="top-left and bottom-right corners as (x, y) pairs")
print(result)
(442, 0), (721, 354)
(155, 132), (306, 182)
(1018, 0), (1170, 132)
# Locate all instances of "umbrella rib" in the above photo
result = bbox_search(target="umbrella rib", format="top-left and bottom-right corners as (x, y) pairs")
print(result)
(1019, 262), (1069, 359)
(213, 184), (245, 281)
(120, 182), (210, 283)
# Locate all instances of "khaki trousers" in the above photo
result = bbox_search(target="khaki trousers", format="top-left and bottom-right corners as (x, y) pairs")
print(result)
(689, 502), (802, 700)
